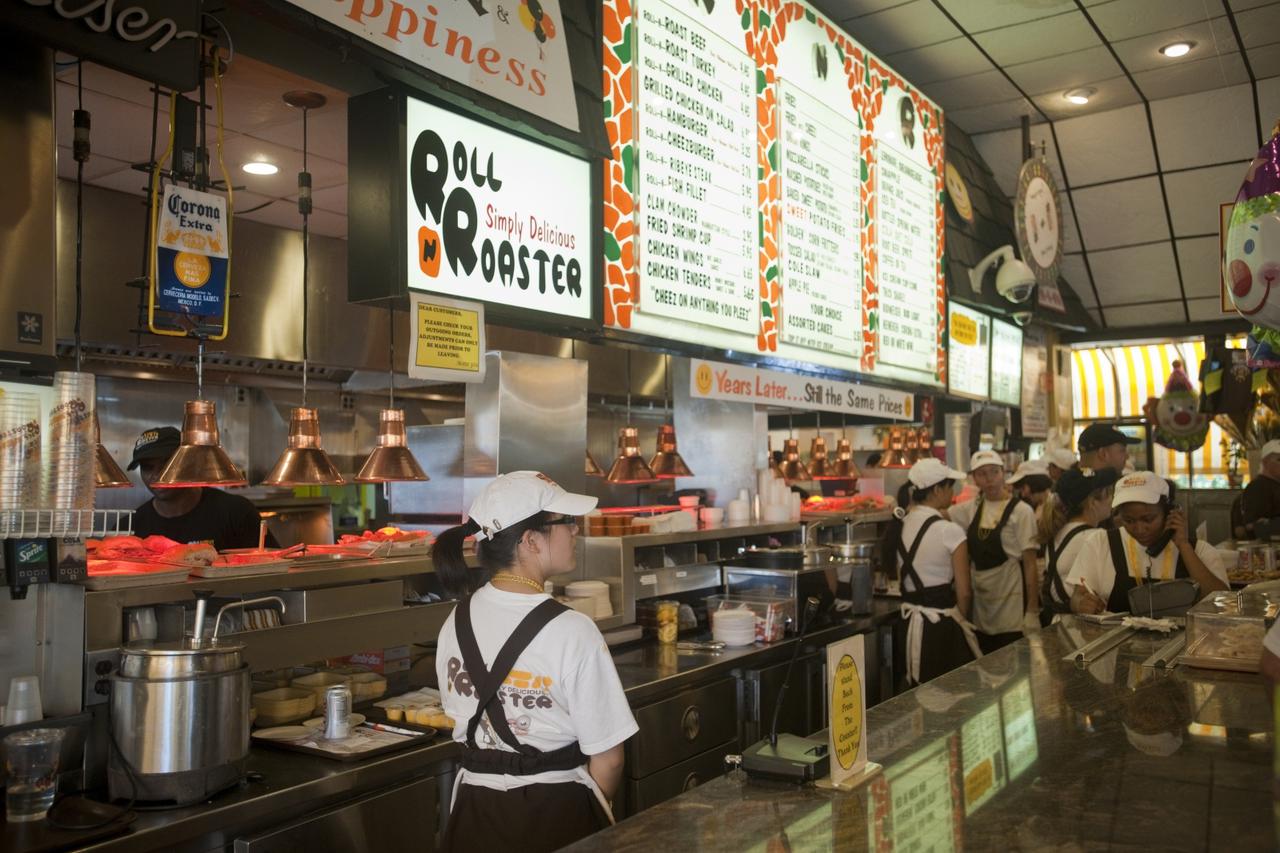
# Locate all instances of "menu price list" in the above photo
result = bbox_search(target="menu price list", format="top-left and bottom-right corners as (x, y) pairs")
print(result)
(961, 702), (1006, 816)
(990, 319), (1023, 407)
(875, 735), (958, 852)
(875, 142), (937, 373)
(778, 81), (861, 355)
(635, 0), (757, 334)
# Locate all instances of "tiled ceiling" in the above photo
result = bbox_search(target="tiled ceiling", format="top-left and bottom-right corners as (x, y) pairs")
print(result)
(814, 0), (1280, 330)
(53, 55), (348, 239)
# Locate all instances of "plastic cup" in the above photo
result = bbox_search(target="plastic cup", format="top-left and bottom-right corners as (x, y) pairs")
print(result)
(5, 676), (43, 725)
(4, 728), (65, 822)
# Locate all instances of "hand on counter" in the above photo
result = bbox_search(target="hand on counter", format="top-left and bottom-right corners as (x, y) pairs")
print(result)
(1021, 611), (1041, 637)
(1071, 581), (1106, 615)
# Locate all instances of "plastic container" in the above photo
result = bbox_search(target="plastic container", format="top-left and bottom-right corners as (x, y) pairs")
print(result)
(290, 671), (353, 703)
(251, 687), (317, 726)
(5, 676), (42, 725)
(1183, 589), (1279, 672)
(705, 594), (795, 644)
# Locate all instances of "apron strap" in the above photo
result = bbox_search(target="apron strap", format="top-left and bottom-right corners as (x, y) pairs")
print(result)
(456, 595), (570, 753)
(1045, 524), (1090, 607)
(1106, 527), (1136, 611)
(898, 515), (942, 593)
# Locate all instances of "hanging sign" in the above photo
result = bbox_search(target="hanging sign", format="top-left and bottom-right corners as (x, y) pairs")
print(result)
(1014, 157), (1065, 313)
(826, 634), (869, 786)
(282, 0), (579, 132)
(407, 293), (486, 383)
(689, 359), (912, 420)
(149, 185), (231, 340)
(404, 95), (592, 321)
(1020, 326), (1050, 437)
(989, 318), (1023, 407)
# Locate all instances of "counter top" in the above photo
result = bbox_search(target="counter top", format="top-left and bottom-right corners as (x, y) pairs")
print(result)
(567, 617), (1276, 852)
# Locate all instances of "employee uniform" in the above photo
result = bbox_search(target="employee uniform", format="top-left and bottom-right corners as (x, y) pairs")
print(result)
(897, 506), (980, 685)
(1041, 522), (1100, 618)
(436, 583), (638, 851)
(1064, 527), (1228, 612)
(950, 496), (1037, 650)
(133, 488), (274, 551)
(1241, 474), (1280, 533)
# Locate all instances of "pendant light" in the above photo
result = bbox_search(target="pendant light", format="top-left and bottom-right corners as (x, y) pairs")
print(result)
(807, 412), (831, 479)
(779, 414), (811, 481)
(649, 355), (693, 478)
(263, 91), (344, 487)
(155, 340), (248, 487)
(93, 413), (130, 488)
(767, 434), (783, 478)
(356, 308), (429, 483)
(828, 437), (860, 479)
(607, 350), (658, 484)
(575, 341), (604, 478)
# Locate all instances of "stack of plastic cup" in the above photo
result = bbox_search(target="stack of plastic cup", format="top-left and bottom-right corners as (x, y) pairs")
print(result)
(0, 391), (41, 535)
(46, 372), (96, 536)
(5, 676), (43, 725)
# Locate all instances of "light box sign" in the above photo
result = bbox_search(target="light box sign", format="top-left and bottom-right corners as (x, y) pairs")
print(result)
(989, 318), (1023, 407)
(403, 95), (592, 320)
(947, 303), (991, 402)
(689, 359), (913, 421)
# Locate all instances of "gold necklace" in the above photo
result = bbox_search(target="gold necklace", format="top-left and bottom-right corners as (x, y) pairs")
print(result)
(491, 572), (545, 593)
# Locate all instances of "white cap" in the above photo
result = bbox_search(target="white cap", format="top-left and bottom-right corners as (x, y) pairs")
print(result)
(467, 471), (598, 541)
(1111, 470), (1170, 508)
(968, 449), (1004, 472)
(908, 457), (966, 489)
(1006, 459), (1048, 485)
(1044, 448), (1077, 470)
(1263, 439), (1280, 460)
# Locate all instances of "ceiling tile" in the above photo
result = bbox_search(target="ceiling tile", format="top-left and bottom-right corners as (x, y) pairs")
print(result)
(308, 185), (347, 216)
(1102, 299), (1187, 326)
(811, 0), (905, 19)
(972, 13), (1095, 66)
(251, 106), (348, 165)
(53, 82), (163, 166)
(1132, 51), (1249, 100)
(1227, 0), (1280, 12)
(87, 166), (160, 197)
(1029, 83), (1141, 123)
(1087, 0), (1218, 41)
(1089, 242), (1179, 304)
(1249, 45), (1280, 78)
(1175, 235), (1225, 299)
(1151, 84), (1258, 170)
(944, 97), (1039, 134)
(217, 137), (345, 198)
(55, 148), (133, 183)
(923, 69), (1022, 111)
(1087, 306), (1105, 326)
(1187, 297), (1233, 321)
(1236, 4), (1280, 47)
(1164, 163), (1249, 237)
(212, 57), (347, 136)
(945, 0), (1076, 32)
(881, 38), (991, 86)
(1005, 46), (1122, 97)
(1060, 253), (1095, 305)
(1260, 76), (1280, 139)
(56, 60), (174, 107)
(970, 128), (1023, 196)
(1108, 19), (1227, 74)
(839, 0), (960, 54)
(1055, 104), (1155, 185)
(1060, 193), (1082, 253)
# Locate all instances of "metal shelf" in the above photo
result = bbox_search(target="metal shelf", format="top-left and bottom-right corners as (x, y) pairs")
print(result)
(0, 509), (134, 539)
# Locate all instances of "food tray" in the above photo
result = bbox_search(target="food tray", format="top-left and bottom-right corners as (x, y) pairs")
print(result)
(252, 722), (437, 762)
(190, 557), (294, 578)
(80, 562), (192, 590)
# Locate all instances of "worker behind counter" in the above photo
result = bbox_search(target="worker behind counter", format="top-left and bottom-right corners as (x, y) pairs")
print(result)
(1240, 439), (1280, 538)
(128, 427), (277, 551)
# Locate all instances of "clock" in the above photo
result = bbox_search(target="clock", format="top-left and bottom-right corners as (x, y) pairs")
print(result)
(945, 162), (974, 225)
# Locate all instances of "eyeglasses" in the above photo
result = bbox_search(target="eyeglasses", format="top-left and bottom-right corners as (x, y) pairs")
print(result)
(543, 516), (580, 531)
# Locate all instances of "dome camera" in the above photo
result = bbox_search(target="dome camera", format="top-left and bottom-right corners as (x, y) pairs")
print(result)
(968, 245), (1038, 304)
(1010, 309), (1033, 327)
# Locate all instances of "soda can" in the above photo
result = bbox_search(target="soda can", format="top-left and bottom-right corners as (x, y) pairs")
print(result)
(324, 685), (351, 740)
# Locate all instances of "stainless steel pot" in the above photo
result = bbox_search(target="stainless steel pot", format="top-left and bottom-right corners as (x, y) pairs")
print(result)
(741, 545), (833, 568)
(833, 543), (876, 615)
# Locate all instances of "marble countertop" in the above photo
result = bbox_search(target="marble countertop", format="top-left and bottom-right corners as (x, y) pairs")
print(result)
(568, 617), (1276, 852)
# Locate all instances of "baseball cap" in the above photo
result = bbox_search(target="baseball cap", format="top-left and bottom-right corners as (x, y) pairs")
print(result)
(1111, 470), (1170, 508)
(467, 471), (598, 541)
(908, 457), (966, 489)
(128, 426), (181, 470)
(1054, 467), (1121, 511)
(1044, 448), (1077, 470)
(1262, 439), (1280, 460)
(968, 449), (1004, 472)
(1078, 423), (1141, 453)
(1006, 459), (1048, 485)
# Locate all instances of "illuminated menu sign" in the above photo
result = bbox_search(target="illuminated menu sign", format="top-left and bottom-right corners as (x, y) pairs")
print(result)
(778, 79), (861, 356)
(635, 0), (757, 334)
(1001, 678), (1038, 781)
(961, 702), (1006, 815)
(876, 735), (958, 852)
(990, 318), (1023, 407)
(947, 303), (991, 401)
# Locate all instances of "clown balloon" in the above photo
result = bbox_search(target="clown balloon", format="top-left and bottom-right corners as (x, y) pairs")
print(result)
(1143, 360), (1209, 452)
(1224, 124), (1280, 367)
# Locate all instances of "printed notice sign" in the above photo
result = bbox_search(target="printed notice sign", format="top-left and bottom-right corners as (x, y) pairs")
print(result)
(989, 318), (1023, 407)
(827, 635), (868, 784)
(635, 0), (757, 334)
(408, 294), (486, 383)
(947, 302), (991, 401)
(778, 80), (861, 356)
(689, 359), (913, 420)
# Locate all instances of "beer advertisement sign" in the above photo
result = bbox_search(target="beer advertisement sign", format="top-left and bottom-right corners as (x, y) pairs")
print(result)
(151, 185), (230, 338)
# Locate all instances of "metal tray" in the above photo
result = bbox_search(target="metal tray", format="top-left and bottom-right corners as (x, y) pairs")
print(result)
(252, 721), (438, 762)
(190, 558), (294, 578)
(80, 564), (192, 590)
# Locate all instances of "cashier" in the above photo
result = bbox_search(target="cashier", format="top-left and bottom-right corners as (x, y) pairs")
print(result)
(128, 426), (275, 551)
(1036, 467), (1120, 622)
(1240, 439), (1280, 536)
(432, 471), (638, 852)
(1067, 471), (1228, 615)
(881, 458), (980, 685)
(951, 450), (1041, 652)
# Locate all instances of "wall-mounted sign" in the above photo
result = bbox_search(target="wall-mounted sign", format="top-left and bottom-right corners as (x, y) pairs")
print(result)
(403, 95), (592, 320)
(2, 0), (200, 92)
(1015, 157), (1065, 313)
(149, 185), (230, 340)
(947, 303), (990, 401)
(408, 293), (486, 383)
(689, 359), (913, 420)
(945, 162), (974, 225)
(1020, 325), (1049, 437)
(283, 0), (579, 131)
(989, 318), (1023, 407)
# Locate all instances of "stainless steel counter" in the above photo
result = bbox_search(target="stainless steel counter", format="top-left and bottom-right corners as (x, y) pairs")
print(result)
(566, 617), (1276, 852)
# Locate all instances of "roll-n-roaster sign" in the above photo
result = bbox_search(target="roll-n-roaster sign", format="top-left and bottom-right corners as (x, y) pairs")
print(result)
(403, 95), (592, 320)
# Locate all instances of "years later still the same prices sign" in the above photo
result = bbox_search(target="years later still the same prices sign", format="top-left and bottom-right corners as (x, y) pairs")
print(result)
(689, 359), (912, 421)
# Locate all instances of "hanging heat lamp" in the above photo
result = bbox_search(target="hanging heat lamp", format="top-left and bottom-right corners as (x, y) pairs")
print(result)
(156, 395), (248, 488)
(767, 434), (783, 478)
(585, 450), (604, 477)
(356, 309), (429, 483)
(828, 437), (860, 480)
(94, 413), (131, 489)
(607, 350), (658, 484)
(807, 412), (831, 480)
(263, 90), (344, 487)
(778, 415), (811, 481)
(649, 355), (693, 478)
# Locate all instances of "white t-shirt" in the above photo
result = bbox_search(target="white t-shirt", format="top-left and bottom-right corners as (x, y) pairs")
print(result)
(1064, 528), (1228, 604)
(898, 506), (968, 591)
(1045, 522), (1102, 606)
(435, 585), (639, 797)
(949, 497), (1038, 563)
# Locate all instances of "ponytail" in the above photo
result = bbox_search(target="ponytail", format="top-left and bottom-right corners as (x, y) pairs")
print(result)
(879, 482), (913, 574)
(433, 518), (482, 598)
(431, 510), (558, 599)
(1037, 494), (1069, 548)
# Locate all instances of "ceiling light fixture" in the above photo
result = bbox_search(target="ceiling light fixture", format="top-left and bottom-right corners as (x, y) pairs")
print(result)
(1064, 88), (1095, 106)
(242, 160), (278, 175)
(1159, 41), (1194, 58)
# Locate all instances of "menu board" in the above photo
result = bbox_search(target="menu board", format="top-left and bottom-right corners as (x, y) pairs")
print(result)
(1001, 678), (1038, 781)
(877, 735), (958, 852)
(961, 702), (1006, 816)
(634, 0), (757, 334)
(778, 79), (861, 356)
(989, 319), (1023, 407)
(1020, 326), (1050, 437)
(947, 303), (991, 401)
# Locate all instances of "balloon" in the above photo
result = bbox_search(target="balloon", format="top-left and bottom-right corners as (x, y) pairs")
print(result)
(1224, 130), (1280, 365)
(1144, 360), (1208, 452)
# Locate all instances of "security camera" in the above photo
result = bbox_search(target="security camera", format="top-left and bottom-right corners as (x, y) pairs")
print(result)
(1011, 310), (1033, 327)
(969, 245), (1038, 304)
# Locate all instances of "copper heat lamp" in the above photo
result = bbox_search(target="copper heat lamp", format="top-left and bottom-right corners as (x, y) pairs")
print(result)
(356, 309), (429, 483)
(648, 356), (693, 478)
(155, 398), (247, 487)
(827, 437), (860, 479)
(94, 412), (131, 488)
(607, 426), (658, 484)
(807, 435), (831, 479)
(778, 438), (811, 481)
(585, 450), (604, 477)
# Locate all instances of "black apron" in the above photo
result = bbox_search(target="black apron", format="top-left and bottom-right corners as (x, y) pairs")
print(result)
(901, 517), (976, 684)
(1104, 528), (1191, 613)
(1040, 524), (1091, 624)
(966, 497), (1022, 571)
(443, 596), (609, 852)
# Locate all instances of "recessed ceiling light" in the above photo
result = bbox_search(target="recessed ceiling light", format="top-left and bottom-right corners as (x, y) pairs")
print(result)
(1064, 88), (1095, 105)
(242, 161), (278, 176)
(1159, 41), (1194, 58)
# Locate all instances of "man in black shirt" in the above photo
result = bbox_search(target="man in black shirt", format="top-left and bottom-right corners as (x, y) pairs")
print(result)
(1242, 439), (1280, 538)
(129, 427), (275, 551)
